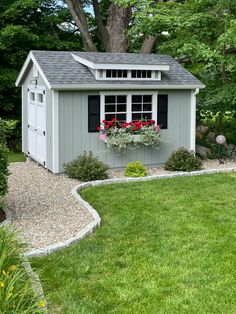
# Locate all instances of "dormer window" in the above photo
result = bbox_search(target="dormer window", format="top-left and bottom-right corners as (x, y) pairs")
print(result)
(131, 70), (151, 79)
(106, 69), (128, 78)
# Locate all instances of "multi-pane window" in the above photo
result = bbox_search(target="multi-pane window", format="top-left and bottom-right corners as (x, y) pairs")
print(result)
(131, 70), (152, 79)
(132, 95), (152, 121)
(104, 95), (127, 123)
(106, 70), (128, 78)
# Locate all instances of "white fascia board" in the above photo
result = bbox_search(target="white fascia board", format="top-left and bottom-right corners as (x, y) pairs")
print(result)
(15, 51), (51, 89)
(95, 64), (170, 71)
(71, 54), (170, 71)
(72, 54), (96, 69)
(51, 84), (205, 91)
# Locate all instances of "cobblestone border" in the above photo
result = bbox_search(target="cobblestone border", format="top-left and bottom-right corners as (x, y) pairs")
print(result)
(24, 166), (236, 258)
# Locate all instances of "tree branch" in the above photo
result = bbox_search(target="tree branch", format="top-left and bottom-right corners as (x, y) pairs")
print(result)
(65, 0), (97, 51)
(92, 0), (110, 51)
(140, 35), (157, 54)
(224, 48), (236, 54)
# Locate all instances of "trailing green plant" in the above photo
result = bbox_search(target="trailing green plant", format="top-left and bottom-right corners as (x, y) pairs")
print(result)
(0, 119), (9, 203)
(124, 161), (147, 177)
(164, 147), (203, 172)
(63, 151), (109, 181)
(0, 226), (45, 313)
(99, 118), (166, 152)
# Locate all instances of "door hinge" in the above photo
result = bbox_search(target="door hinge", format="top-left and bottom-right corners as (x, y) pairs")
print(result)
(27, 88), (29, 92)
(43, 131), (45, 136)
(43, 90), (45, 95)
(43, 161), (46, 166)
(28, 124), (30, 128)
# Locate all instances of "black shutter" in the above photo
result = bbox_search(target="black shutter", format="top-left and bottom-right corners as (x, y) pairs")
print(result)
(157, 95), (168, 129)
(88, 95), (100, 132)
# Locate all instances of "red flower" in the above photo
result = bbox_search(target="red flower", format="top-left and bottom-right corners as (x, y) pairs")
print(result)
(102, 119), (107, 123)
(150, 120), (155, 124)
(105, 125), (110, 129)
(97, 126), (101, 131)
(112, 117), (117, 122)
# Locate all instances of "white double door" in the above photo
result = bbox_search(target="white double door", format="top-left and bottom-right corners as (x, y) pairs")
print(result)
(28, 86), (46, 166)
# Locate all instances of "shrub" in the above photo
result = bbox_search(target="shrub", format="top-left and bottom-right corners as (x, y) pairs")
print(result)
(64, 151), (109, 181)
(0, 119), (9, 201)
(164, 147), (203, 172)
(0, 226), (45, 313)
(124, 161), (147, 177)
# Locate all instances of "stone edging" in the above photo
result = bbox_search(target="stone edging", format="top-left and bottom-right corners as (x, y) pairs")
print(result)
(24, 166), (236, 258)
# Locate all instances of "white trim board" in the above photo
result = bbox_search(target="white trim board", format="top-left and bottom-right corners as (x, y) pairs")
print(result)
(16, 52), (51, 89)
(71, 54), (170, 71)
(51, 84), (205, 91)
(52, 91), (60, 173)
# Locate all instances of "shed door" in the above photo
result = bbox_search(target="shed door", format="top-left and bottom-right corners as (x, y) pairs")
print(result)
(28, 87), (46, 166)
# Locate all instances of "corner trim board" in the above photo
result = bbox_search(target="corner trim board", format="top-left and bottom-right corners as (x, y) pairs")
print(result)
(52, 90), (59, 173)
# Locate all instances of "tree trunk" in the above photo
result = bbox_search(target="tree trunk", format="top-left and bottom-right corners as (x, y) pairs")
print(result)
(65, 0), (97, 51)
(107, 3), (131, 53)
(140, 36), (157, 54)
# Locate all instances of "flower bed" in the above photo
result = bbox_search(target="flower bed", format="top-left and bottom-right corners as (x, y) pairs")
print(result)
(98, 118), (166, 152)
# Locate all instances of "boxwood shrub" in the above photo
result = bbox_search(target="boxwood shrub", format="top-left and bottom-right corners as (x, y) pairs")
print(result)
(164, 147), (203, 172)
(63, 151), (109, 181)
(124, 161), (147, 177)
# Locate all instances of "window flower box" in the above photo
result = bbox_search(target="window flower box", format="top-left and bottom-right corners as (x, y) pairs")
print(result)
(98, 118), (167, 152)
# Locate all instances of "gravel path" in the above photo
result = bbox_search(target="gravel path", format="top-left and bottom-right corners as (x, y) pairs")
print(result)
(4, 158), (236, 251)
(5, 160), (93, 250)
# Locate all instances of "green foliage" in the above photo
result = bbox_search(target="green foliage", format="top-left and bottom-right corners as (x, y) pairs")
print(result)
(0, 119), (9, 200)
(124, 160), (147, 177)
(164, 147), (203, 172)
(63, 151), (109, 181)
(0, 226), (45, 313)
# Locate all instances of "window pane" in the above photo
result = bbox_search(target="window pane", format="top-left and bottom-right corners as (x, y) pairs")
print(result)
(142, 113), (152, 120)
(38, 93), (43, 103)
(118, 70), (122, 78)
(132, 113), (142, 121)
(132, 95), (142, 103)
(137, 70), (142, 78)
(117, 95), (126, 104)
(116, 114), (126, 121)
(123, 70), (127, 78)
(132, 103), (142, 111)
(142, 70), (147, 78)
(105, 114), (114, 121)
(112, 70), (117, 77)
(105, 104), (116, 112)
(105, 95), (115, 104)
(143, 95), (152, 103)
(131, 70), (136, 78)
(106, 70), (111, 78)
(117, 104), (126, 112)
(147, 70), (151, 78)
(143, 103), (152, 111)
(30, 92), (35, 101)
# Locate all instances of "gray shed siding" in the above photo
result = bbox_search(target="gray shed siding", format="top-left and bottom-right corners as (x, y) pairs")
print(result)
(21, 64), (53, 171)
(58, 90), (191, 171)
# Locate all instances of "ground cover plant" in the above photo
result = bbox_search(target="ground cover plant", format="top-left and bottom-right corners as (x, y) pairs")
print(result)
(33, 173), (236, 314)
(0, 226), (45, 313)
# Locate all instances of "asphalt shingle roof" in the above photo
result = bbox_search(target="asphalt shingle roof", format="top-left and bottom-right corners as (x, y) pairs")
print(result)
(30, 50), (204, 89)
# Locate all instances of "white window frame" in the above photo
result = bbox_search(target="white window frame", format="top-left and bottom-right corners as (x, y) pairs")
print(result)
(100, 91), (158, 123)
(103, 94), (127, 123)
(96, 70), (161, 81)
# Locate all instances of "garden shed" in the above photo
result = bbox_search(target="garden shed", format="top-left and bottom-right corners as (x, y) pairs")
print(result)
(16, 51), (204, 173)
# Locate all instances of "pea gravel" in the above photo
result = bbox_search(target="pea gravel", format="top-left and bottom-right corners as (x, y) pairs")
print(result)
(4, 158), (236, 250)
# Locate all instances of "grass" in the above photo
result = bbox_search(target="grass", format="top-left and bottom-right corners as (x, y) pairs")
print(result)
(8, 152), (26, 163)
(33, 173), (236, 314)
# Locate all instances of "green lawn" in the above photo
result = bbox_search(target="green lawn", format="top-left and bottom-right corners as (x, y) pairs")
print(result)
(33, 173), (236, 314)
(8, 152), (26, 163)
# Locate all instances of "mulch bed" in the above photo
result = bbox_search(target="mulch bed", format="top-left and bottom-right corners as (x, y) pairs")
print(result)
(0, 208), (6, 223)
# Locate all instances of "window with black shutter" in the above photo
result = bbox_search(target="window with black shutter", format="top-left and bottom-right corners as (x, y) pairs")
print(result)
(157, 94), (168, 129)
(88, 95), (100, 132)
